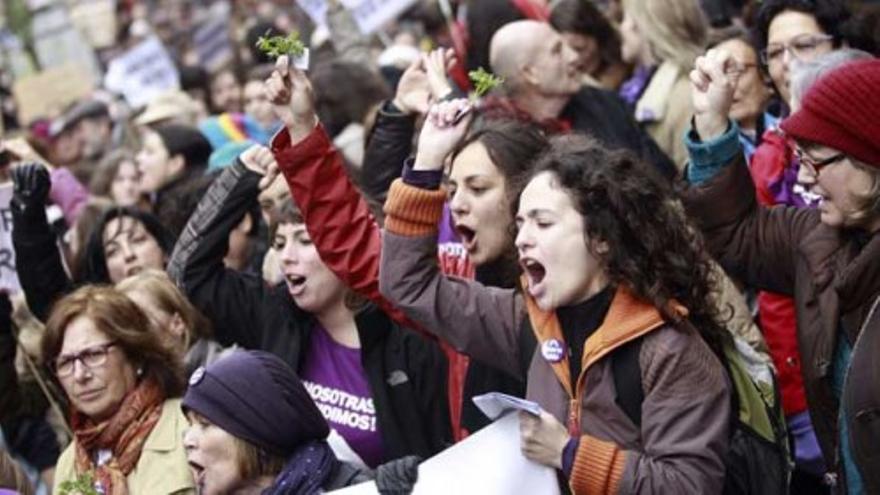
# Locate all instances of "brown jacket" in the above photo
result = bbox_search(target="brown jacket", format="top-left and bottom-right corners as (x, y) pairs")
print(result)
(380, 180), (730, 494)
(683, 153), (880, 492)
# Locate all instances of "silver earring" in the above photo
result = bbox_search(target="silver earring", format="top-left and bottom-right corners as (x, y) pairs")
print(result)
(137, 367), (144, 377)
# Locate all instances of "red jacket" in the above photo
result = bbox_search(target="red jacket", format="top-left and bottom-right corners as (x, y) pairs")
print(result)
(748, 129), (808, 415)
(272, 125), (473, 440)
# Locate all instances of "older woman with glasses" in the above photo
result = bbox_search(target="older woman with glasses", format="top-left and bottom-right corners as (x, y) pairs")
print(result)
(685, 51), (880, 494)
(42, 285), (194, 495)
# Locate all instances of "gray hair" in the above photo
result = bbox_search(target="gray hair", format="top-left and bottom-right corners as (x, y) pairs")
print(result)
(790, 49), (875, 107)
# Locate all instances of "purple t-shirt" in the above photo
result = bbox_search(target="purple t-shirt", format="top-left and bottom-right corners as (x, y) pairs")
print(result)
(299, 326), (384, 468)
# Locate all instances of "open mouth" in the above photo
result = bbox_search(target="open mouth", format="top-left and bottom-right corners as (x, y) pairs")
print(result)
(286, 274), (306, 287)
(456, 225), (476, 248)
(188, 460), (205, 486)
(520, 258), (546, 286)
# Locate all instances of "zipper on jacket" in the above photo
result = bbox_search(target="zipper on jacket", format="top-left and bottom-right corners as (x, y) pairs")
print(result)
(568, 399), (580, 436)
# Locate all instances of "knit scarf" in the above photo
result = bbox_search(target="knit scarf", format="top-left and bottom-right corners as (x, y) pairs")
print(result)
(72, 378), (165, 495)
(263, 440), (336, 495)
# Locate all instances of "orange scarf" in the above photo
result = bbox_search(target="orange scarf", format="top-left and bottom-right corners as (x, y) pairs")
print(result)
(72, 378), (165, 495)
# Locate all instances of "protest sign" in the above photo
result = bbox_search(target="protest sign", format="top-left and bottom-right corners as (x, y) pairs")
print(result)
(30, 4), (102, 79)
(0, 184), (21, 294)
(12, 64), (95, 125)
(296, 0), (418, 34)
(104, 36), (180, 108)
(193, 15), (234, 73)
(69, 0), (117, 49)
(329, 413), (560, 495)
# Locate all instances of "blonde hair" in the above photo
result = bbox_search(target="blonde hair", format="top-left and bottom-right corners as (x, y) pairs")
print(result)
(623, 0), (707, 71)
(116, 269), (212, 350)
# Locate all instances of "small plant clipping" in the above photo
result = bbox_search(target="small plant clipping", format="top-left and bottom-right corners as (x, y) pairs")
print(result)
(256, 31), (309, 70)
(468, 67), (504, 100)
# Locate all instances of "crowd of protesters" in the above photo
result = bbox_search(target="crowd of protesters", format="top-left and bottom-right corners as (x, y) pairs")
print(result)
(1, 0), (880, 493)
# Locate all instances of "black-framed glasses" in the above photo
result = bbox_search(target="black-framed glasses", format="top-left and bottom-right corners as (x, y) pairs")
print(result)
(760, 34), (834, 65)
(53, 342), (117, 377)
(795, 147), (845, 176)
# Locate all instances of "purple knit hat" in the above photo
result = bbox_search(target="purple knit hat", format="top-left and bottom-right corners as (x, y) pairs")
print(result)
(182, 350), (330, 456)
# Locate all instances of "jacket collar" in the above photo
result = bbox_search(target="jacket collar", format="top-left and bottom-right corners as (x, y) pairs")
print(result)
(522, 282), (686, 396)
(799, 224), (880, 309)
(143, 399), (180, 453)
(634, 61), (682, 124)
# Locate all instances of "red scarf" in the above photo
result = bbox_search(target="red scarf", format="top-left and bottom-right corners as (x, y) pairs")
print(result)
(72, 378), (165, 495)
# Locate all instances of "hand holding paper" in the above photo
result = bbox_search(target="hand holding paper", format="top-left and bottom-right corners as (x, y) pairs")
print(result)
(519, 410), (570, 470)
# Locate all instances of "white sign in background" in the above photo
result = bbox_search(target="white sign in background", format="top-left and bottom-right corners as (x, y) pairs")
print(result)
(296, 0), (419, 34)
(0, 184), (21, 294)
(193, 16), (234, 73)
(104, 36), (180, 108)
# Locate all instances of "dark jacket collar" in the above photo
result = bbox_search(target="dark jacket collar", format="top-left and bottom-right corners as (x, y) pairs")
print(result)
(799, 224), (880, 310)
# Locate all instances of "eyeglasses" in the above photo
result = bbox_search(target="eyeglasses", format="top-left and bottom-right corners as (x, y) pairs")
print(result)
(761, 34), (834, 65)
(795, 147), (845, 176)
(54, 342), (117, 378)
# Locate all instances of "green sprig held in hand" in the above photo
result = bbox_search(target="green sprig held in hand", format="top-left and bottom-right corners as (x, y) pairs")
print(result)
(255, 31), (306, 59)
(468, 67), (504, 100)
(58, 472), (101, 495)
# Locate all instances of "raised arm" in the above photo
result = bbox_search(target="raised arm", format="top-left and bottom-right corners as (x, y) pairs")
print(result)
(266, 55), (417, 328)
(360, 49), (458, 205)
(11, 164), (72, 321)
(167, 146), (277, 349)
(681, 48), (819, 295)
(378, 100), (525, 377)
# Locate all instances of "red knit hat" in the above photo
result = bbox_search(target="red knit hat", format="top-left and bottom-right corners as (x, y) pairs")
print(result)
(780, 58), (880, 168)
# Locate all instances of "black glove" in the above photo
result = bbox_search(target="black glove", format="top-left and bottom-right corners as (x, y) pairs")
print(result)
(375, 455), (421, 495)
(11, 163), (51, 214)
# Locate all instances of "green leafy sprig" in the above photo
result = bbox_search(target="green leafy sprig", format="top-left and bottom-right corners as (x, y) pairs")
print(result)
(255, 31), (306, 59)
(58, 472), (101, 495)
(468, 67), (504, 100)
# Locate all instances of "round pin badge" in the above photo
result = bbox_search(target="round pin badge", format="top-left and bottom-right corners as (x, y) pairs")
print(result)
(189, 367), (206, 386)
(541, 339), (566, 363)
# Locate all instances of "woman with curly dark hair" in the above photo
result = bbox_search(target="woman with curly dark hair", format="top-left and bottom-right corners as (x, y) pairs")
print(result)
(378, 99), (732, 493)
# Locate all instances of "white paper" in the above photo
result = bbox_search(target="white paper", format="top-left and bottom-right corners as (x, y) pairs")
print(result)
(414, 413), (559, 494)
(328, 413), (559, 495)
(104, 36), (180, 108)
(291, 49), (310, 71)
(0, 184), (21, 294)
(473, 392), (543, 420)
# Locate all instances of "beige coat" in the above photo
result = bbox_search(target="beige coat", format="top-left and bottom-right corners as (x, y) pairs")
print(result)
(54, 398), (195, 495)
(636, 61), (694, 172)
